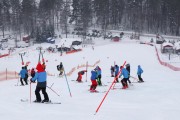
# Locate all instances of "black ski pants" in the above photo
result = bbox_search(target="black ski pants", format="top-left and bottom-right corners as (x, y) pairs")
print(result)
(20, 77), (28, 85)
(35, 86), (49, 102)
(138, 75), (144, 82)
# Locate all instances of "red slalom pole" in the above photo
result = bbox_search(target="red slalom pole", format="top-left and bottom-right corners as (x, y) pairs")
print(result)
(94, 61), (126, 115)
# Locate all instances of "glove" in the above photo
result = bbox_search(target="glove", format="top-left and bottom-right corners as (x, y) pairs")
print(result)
(30, 78), (35, 83)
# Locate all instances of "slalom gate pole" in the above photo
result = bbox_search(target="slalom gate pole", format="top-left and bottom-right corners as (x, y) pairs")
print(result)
(112, 62), (127, 89)
(47, 86), (60, 96)
(94, 61), (126, 115)
(63, 67), (72, 97)
(86, 61), (88, 82)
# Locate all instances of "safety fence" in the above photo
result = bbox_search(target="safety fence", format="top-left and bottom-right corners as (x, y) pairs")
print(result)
(66, 60), (100, 76)
(66, 49), (82, 54)
(0, 54), (9, 58)
(0, 70), (19, 81)
(0, 60), (100, 81)
(0, 69), (55, 81)
(155, 46), (180, 71)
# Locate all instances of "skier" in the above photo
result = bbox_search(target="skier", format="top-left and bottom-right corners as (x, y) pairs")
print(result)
(30, 62), (49, 103)
(125, 63), (131, 84)
(110, 65), (115, 77)
(95, 66), (102, 86)
(137, 65), (144, 82)
(19, 66), (28, 86)
(76, 70), (87, 82)
(24, 65), (29, 84)
(90, 69), (98, 92)
(119, 66), (129, 89)
(57, 62), (64, 76)
(30, 68), (35, 78)
(114, 65), (119, 82)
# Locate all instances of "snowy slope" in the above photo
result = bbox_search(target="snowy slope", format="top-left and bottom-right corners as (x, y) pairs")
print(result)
(0, 36), (180, 120)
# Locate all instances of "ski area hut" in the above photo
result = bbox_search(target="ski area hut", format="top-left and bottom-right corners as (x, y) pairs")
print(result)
(22, 35), (30, 43)
(156, 35), (165, 44)
(161, 42), (174, 53)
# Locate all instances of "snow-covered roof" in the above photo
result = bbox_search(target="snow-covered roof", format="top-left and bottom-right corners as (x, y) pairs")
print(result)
(162, 42), (173, 47)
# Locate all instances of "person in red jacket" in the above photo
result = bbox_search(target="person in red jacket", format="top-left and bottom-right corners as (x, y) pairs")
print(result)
(76, 70), (87, 82)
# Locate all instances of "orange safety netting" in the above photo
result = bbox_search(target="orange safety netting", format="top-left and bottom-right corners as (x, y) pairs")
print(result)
(155, 46), (180, 71)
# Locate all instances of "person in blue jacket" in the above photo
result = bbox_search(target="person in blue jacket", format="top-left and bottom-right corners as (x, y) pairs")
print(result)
(137, 65), (144, 82)
(31, 63), (49, 103)
(114, 65), (119, 82)
(119, 66), (129, 89)
(19, 66), (28, 86)
(90, 69), (98, 92)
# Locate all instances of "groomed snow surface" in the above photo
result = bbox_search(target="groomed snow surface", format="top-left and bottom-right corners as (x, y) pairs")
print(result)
(0, 36), (180, 120)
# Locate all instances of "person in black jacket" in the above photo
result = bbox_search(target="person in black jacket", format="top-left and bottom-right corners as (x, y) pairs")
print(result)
(57, 62), (64, 76)
(125, 63), (131, 84)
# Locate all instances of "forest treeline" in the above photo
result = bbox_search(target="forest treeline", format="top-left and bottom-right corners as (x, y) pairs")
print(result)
(0, 0), (179, 41)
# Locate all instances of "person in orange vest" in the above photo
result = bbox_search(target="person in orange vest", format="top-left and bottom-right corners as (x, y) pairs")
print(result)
(76, 70), (87, 82)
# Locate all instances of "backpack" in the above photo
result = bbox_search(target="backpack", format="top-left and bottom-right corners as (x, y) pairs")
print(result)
(57, 65), (60, 71)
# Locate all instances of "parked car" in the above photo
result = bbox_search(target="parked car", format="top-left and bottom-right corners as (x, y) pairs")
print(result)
(46, 37), (55, 44)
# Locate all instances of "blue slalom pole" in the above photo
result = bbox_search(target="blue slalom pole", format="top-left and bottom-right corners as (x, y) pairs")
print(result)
(63, 67), (72, 97)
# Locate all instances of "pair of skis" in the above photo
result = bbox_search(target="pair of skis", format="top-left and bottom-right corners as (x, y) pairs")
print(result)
(20, 99), (61, 104)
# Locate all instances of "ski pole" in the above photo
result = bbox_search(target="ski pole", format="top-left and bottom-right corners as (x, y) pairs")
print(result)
(41, 50), (45, 63)
(20, 55), (24, 65)
(94, 61), (126, 115)
(47, 86), (60, 96)
(63, 66), (72, 97)
(50, 83), (54, 88)
(130, 75), (138, 82)
(38, 47), (42, 63)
